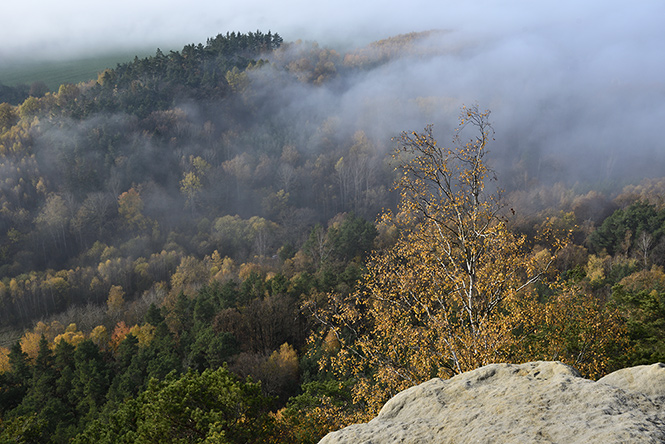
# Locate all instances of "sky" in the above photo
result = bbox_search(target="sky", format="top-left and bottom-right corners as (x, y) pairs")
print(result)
(2, 0), (664, 187)
(2, 0), (660, 61)
(2, 0), (458, 61)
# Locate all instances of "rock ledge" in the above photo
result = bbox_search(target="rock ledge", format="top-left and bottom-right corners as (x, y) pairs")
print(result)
(319, 361), (665, 444)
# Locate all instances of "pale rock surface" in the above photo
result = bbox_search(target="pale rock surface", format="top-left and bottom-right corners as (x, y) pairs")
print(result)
(318, 361), (665, 444)
(598, 362), (665, 399)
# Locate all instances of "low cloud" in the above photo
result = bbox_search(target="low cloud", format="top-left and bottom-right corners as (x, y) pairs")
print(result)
(3, 0), (664, 188)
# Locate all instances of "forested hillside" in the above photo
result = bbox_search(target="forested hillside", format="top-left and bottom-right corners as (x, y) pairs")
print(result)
(0, 30), (664, 443)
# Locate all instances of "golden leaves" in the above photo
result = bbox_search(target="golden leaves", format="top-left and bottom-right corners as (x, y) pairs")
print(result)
(315, 107), (625, 416)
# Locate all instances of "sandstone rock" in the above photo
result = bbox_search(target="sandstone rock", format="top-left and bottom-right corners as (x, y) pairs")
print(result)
(319, 361), (665, 444)
(598, 362), (665, 399)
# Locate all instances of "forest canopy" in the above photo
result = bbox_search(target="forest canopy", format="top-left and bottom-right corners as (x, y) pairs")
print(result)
(0, 30), (663, 443)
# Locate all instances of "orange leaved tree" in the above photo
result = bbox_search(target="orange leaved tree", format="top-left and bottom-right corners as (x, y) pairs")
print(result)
(313, 106), (625, 416)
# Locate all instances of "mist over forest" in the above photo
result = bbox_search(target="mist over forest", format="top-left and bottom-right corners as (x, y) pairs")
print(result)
(3, 0), (664, 190)
(0, 4), (665, 441)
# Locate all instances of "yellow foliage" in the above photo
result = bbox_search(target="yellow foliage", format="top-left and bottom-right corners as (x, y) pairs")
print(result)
(315, 107), (626, 415)
(170, 256), (209, 298)
(208, 249), (224, 277)
(0, 347), (10, 373)
(33, 321), (49, 339)
(89, 276), (104, 294)
(20, 331), (42, 360)
(266, 343), (299, 377)
(118, 188), (149, 230)
(616, 177), (665, 209)
(54, 330), (86, 347)
(9, 278), (21, 298)
(180, 171), (202, 208)
(89, 325), (109, 349)
(618, 266), (665, 292)
(322, 329), (341, 353)
(129, 323), (156, 348)
(519, 284), (626, 380)
(238, 262), (264, 281)
(208, 251), (239, 283)
(274, 397), (357, 443)
(218, 256), (236, 280)
(107, 285), (125, 313)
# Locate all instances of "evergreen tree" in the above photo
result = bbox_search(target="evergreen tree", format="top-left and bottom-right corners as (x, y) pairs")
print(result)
(71, 340), (110, 425)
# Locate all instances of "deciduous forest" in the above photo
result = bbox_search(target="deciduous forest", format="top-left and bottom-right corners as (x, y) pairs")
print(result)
(0, 30), (664, 443)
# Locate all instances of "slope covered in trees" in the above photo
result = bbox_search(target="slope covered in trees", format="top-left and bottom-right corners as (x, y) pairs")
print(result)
(0, 30), (664, 443)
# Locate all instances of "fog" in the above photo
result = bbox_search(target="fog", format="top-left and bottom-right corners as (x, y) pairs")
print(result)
(228, 0), (664, 188)
(3, 0), (664, 187)
(3, 0), (454, 62)
(4, 1), (660, 60)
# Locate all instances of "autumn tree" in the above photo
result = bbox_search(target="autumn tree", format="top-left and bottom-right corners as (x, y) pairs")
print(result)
(180, 155), (210, 213)
(118, 187), (150, 231)
(106, 285), (125, 319)
(316, 106), (625, 414)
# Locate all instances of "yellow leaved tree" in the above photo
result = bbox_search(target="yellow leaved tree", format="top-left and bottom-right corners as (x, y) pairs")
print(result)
(313, 106), (625, 418)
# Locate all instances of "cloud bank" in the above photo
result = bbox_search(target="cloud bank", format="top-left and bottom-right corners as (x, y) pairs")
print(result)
(3, 0), (664, 188)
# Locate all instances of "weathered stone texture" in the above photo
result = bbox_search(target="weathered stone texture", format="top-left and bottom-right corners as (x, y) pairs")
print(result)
(319, 361), (665, 444)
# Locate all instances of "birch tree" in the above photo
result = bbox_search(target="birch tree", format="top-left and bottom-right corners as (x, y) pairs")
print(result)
(315, 106), (624, 413)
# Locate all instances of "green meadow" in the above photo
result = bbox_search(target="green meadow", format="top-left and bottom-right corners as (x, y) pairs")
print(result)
(0, 50), (153, 91)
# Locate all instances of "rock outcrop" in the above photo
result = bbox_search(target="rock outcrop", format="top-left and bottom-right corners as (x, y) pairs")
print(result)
(319, 361), (665, 443)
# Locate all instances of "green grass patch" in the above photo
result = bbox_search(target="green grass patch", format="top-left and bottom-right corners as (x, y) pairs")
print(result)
(0, 50), (153, 92)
